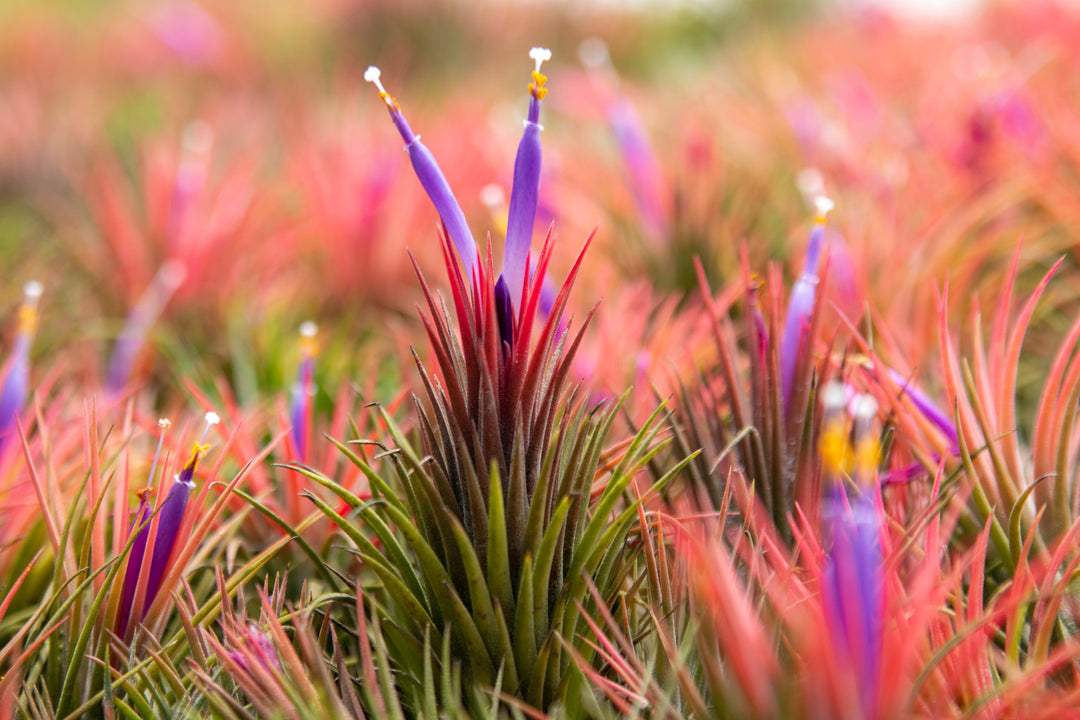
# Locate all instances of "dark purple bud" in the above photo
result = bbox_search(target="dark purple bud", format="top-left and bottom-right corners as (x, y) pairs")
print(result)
(494, 274), (514, 352)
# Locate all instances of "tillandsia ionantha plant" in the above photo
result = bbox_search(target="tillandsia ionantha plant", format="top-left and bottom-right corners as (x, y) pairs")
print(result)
(286, 48), (695, 715)
(10, 3), (1080, 719)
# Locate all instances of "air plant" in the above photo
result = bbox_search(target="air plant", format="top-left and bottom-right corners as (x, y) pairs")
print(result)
(114, 411), (219, 642)
(288, 49), (695, 715)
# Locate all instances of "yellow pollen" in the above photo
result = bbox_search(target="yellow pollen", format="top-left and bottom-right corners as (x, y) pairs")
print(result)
(16, 305), (38, 336)
(378, 91), (399, 112)
(530, 70), (549, 100)
(185, 441), (210, 470)
(820, 424), (852, 475)
(854, 438), (880, 479)
(137, 487), (153, 501)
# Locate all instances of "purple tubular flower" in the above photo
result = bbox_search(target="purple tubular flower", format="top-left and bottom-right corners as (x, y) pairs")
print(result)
(117, 491), (154, 638)
(822, 488), (882, 719)
(781, 197), (833, 410)
(143, 441), (205, 610)
(503, 48), (551, 308)
(117, 418), (170, 638)
(106, 261), (186, 397)
(886, 368), (958, 450)
(365, 67), (477, 280)
(0, 282), (43, 454)
(609, 98), (666, 240)
(289, 322), (317, 462)
(494, 275), (514, 351)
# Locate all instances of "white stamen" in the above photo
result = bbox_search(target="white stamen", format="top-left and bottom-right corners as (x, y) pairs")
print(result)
(148, 418), (171, 492)
(814, 195), (835, 221)
(853, 395), (878, 422)
(23, 281), (43, 303)
(529, 47), (552, 74)
(364, 66), (387, 95)
(300, 321), (318, 337)
(823, 381), (847, 412)
(199, 411), (220, 445)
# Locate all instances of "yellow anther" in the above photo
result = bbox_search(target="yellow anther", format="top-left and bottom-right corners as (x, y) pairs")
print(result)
(813, 195), (835, 225)
(532, 70), (548, 88)
(16, 305), (38, 337)
(820, 424), (852, 475)
(137, 487), (153, 501)
(299, 321), (318, 358)
(186, 441), (210, 469)
(854, 438), (880, 479)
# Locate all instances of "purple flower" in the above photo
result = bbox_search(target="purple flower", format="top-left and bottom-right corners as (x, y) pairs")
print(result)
(289, 322), (317, 462)
(118, 413), (217, 637)
(608, 98), (666, 239)
(0, 282), (43, 455)
(365, 66), (478, 281)
(228, 622), (281, 673)
(822, 489), (882, 718)
(820, 388), (882, 718)
(105, 261), (186, 398)
(502, 48), (551, 310)
(885, 368), (958, 450)
(781, 196), (833, 410)
(580, 38), (666, 240)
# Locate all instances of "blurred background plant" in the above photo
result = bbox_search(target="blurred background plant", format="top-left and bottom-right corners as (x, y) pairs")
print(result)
(4, 0), (1080, 717)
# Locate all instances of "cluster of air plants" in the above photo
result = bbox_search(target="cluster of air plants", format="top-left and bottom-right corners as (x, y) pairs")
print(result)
(5, 1), (1080, 719)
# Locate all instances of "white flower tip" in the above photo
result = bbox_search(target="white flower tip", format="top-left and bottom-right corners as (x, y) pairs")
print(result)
(579, 37), (610, 69)
(204, 411), (221, 426)
(23, 281), (43, 301)
(480, 183), (506, 209)
(158, 417), (172, 429)
(364, 66), (391, 102)
(814, 195), (835, 220)
(854, 394), (878, 421)
(299, 320), (318, 337)
(823, 381), (847, 412)
(530, 47), (552, 72)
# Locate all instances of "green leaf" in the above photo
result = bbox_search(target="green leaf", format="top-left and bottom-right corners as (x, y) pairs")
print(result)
(486, 466), (514, 619)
